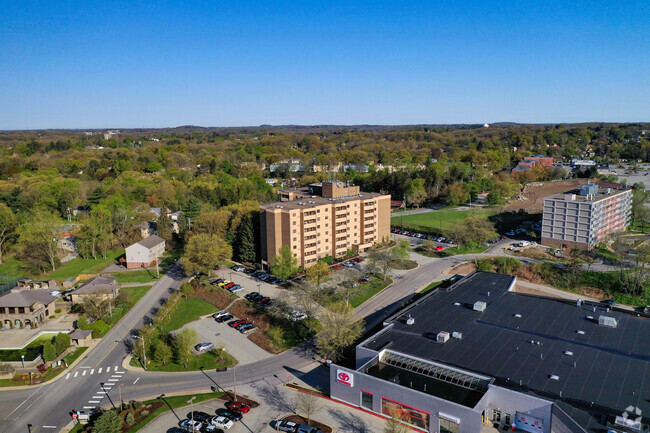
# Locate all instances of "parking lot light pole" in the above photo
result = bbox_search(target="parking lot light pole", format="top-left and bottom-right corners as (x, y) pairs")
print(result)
(21, 355), (24, 368)
(187, 396), (196, 426)
(138, 335), (146, 370)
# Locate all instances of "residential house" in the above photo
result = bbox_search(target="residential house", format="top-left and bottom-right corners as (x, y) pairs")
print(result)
(0, 290), (57, 328)
(69, 274), (119, 304)
(125, 235), (165, 269)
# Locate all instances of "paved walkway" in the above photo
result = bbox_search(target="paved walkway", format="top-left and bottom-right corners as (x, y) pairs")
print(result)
(139, 362), (388, 433)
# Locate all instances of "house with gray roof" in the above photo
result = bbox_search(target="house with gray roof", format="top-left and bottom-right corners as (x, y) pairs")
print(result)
(0, 290), (57, 329)
(69, 274), (119, 304)
(125, 235), (165, 269)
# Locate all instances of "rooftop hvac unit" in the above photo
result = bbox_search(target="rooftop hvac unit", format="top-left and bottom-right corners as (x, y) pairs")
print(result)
(405, 315), (415, 325)
(452, 332), (462, 339)
(473, 301), (487, 312)
(580, 184), (599, 196)
(437, 331), (450, 343)
(598, 315), (618, 328)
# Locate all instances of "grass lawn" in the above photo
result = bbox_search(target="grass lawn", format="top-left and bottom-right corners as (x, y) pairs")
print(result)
(114, 270), (163, 284)
(0, 332), (61, 362)
(0, 256), (25, 279)
(130, 349), (236, 372)
(391, 209), (496, 233)
(420, 281), (444, 294)
(88, 286), (152, 338)
(121, 285), (152, 305)
(0, 347), (88, 387)
(327, 277), (393, 308)
(160, 298), (219, 333)
(44, 249), (123, 281)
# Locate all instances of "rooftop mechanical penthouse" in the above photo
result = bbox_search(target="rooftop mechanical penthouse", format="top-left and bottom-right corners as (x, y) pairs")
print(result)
(330, 271), (650, 433)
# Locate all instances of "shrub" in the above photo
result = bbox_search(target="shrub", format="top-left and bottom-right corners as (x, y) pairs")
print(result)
(54, 308), (62, 314)
(71, 303), (84, 314)
(77, 315), (90, 329)
(43, 342), (57, 362)
(133, 400), (143, 410)
(141, 410), (150, 417)
(55, 332), (71, 355)
(124, 412), (134, 425)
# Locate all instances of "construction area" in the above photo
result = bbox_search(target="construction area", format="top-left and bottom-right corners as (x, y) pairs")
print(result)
(500, 178), (589, 214)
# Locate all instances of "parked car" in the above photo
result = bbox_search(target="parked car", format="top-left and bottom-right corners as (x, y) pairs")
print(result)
(195, 342), (215, 352)
(435, 245), (444, 251)
(210, 416), (234, 429)
(225, 401), (251, 413)
(215, 408), (243, 421)
(332, 264), (342, 270)
(297, 425), (322, 433)
(202, 424), (223, 433)
(215, 313), (233, 323)
(239, 323), (255, 332)
(241, 326), (258, 335)
(228, 285), (244, 293)
(235, 321), (251, 330)
(245, 293), (262, 302)
(276, 420), (299, 432)
(229, 319), (246, 328)
(342, 262), (354, 268)
(213, 311), (229, 319)
(290, 311), (307, 321)
(187, 412), (212, 423)
(179, 419), (203, 432)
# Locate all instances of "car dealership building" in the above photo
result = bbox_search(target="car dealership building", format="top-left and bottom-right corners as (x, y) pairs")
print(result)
(330, 271), (649, 433)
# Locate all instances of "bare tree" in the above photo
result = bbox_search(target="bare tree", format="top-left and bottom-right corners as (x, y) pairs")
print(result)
(289, 282), (323, 332)
(316, 302), (364, 362)
(294, 392), (322, 425)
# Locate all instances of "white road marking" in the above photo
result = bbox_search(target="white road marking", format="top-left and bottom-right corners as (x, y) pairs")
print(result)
(65, 373), (70, 380)
(108, 378), (118, 382)
(103, 384), (113, 388)
(98, 368), (103, 373)
(115, 370), (125, 374)
(73, 372), (78, 378)
(93, 395), (104, 399)
(88, 400), (100, 404)
(82, 370), (86, 376)
(83, 406), (95, 409)
(90, 369), (94, 374)
(111, 374), (122, 378)
(96, 391), (107, 394)
(106, 367), (111, 372)
(133, 377), (139, 384)
(115, 365), (120, 371)
(42, 426), (57, 429)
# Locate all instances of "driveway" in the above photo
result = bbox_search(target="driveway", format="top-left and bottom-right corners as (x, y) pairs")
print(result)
(180, 317), (273, 366)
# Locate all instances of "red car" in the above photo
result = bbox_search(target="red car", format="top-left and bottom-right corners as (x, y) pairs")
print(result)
(435, 245), (444, 251)
(332, 265), (342, 270)
(228, 319), (246, 328)
(353, 257), (364, 263)
(224, 282), (236, 289)
(226, 401), (251, 413)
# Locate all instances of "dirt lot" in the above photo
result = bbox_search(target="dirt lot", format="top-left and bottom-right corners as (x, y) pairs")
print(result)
(443, 263), (476, 275)
(501, 179), (588, 214)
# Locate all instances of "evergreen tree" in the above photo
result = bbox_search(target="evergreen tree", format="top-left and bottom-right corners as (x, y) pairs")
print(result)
(88, 186), (107, 205)
(183, 197), (201, 220)
(43, 342), (56, 362)
(94, 410), (122, 433)
(54, 332), (71, 355)
(236, 214), (256, 263)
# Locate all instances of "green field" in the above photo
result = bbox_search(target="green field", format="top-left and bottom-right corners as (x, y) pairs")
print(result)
(391, 209), (496, 233)
(0, 332), (60, 361)
(160, 298), (219, 333)
(44, 249), (123, 281)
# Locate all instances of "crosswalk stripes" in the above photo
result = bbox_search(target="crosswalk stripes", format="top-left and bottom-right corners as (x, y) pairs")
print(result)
(65, 365), (123, 380)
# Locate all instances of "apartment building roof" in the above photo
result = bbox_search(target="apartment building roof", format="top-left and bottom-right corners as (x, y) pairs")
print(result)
(261, 191), (386, 211)
(0, 290), (57, 308)
(544, 187), (631, 204)
(361, 271), (650, 430)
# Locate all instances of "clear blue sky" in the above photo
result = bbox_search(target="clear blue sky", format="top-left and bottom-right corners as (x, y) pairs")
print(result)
(1, 1), (648, 129)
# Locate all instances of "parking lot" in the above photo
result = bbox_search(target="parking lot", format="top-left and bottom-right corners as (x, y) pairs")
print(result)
(179, 314), (273, 366)
(390, 227), (453, 250)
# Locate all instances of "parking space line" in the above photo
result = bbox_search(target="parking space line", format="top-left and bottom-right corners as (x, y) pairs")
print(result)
(90, 369), (94, 375)
(73, 372), (78, 378)
(98, 368), (103, 373)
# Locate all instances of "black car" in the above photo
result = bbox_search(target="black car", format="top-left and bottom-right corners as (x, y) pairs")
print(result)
(215, 313), (233, 323)
(215, 408), (243, 421)
(245, 293), (262, 301)
(187, 411), (212, 423)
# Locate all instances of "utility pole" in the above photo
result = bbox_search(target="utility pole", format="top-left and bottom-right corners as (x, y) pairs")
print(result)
(155, 256), (160, 279)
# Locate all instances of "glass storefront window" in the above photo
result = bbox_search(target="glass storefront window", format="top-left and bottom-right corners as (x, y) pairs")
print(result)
(381, 397), (430, 430)
(440, 418), (460, 433)
(361, 391), (373, 410)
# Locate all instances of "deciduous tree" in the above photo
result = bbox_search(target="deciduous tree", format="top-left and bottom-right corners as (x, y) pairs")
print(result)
(305, 260), (331, 289)
(271, 245), (299, 279)
(0, 204), (17, 264)
(316, 302), (364, 363)
(180, 233), (233, 275)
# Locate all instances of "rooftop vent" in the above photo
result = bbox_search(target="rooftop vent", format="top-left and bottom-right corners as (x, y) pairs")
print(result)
(453, 302), (461, 306)
(598, 315), (618, 328)
(473, 301), (487, 312)
(549, 374), (560, 381)
(405, 314), (415, 326)
(452, 331), (462, 339)
(514, 313), (522, 318)
(437, 331), (450, 343)
(564, 350), (574, 356)
(577, 330), (585, 335)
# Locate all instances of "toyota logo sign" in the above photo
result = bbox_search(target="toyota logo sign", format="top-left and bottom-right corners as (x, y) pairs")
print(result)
(337, 369), (354, 387)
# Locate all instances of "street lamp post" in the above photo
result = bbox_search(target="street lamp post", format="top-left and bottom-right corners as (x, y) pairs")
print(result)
(138, 335), (146, 370)
(187, 396), (196, 427)
(100, 382), (116, 409)
(21, 355), (24, 368)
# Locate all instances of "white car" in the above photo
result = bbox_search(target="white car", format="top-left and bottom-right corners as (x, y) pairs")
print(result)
(179, 419), (203, 432)
(211, 416), (234, 429)
(290, 311), (307, 321)
(213, 311), (229, 319)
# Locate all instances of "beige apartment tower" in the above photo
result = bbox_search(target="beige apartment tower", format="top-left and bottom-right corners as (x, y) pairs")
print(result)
(260, 181), (391, 268)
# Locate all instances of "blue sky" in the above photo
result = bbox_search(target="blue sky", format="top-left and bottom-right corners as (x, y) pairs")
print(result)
(1, 0), (648, 129)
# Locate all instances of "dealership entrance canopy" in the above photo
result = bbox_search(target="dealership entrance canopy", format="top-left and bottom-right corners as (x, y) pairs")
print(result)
(330, 271), (650, 433)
